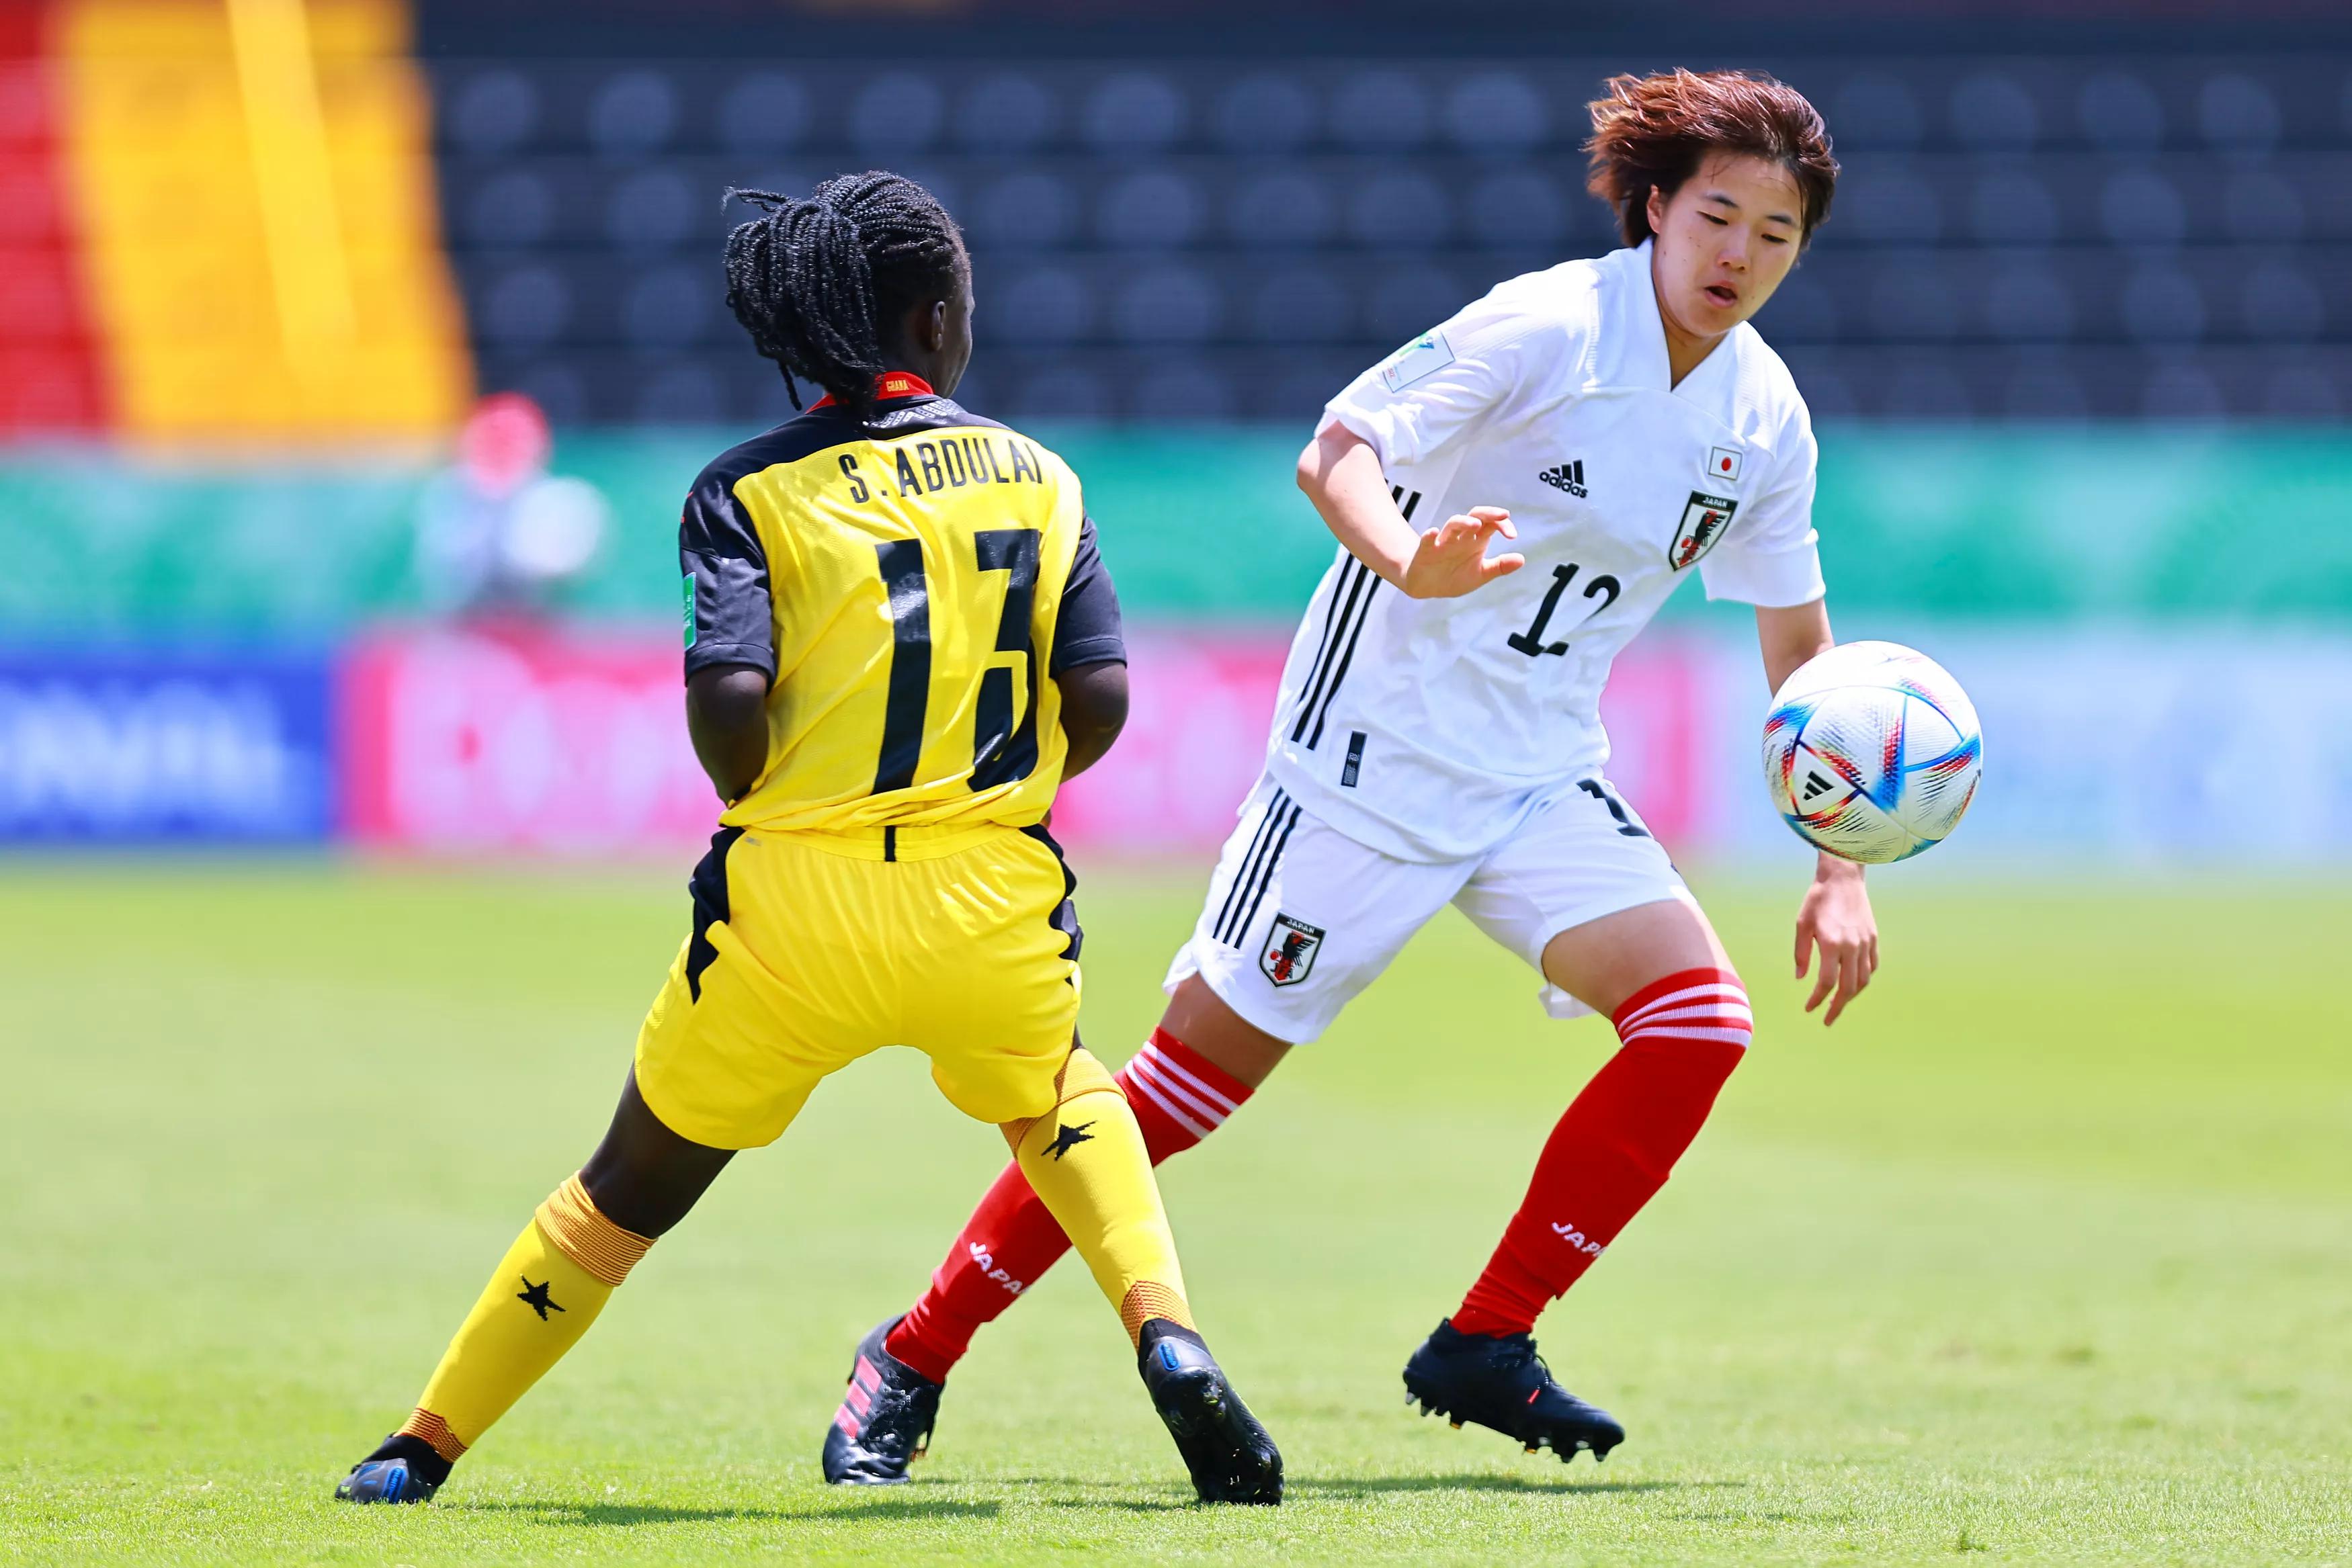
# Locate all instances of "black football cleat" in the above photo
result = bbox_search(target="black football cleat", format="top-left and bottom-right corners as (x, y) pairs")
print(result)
(822, 1317), (943, 1485)
(334, 1434), (450, 1504)
(1401, 1319), (1626, 1463)
(1137, 1319), (1283, 1504)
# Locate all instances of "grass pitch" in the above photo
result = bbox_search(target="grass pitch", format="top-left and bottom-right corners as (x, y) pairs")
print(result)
(1, 861), (2347, 1565)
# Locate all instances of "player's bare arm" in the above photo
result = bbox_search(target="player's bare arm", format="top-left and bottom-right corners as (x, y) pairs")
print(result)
(1757, 599), (1879, 1025)
(1295, 423), (1522, 599)
(1055, 660), (1128, 781)
(685, 662), (771, 804)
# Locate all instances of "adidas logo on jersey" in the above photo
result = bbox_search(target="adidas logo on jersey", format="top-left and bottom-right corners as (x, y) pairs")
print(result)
(1538, 460), (1587, 498)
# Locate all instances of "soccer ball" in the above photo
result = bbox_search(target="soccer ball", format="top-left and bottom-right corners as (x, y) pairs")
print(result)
(1762, 640), (1982, 864)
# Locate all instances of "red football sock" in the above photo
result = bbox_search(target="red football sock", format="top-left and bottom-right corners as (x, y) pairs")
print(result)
(1450, 968), (1752, 1339)
(886, 1029), (1251, 1382)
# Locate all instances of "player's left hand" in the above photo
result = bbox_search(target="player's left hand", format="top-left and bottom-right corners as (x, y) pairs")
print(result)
(1794, 858), (1877, 1026)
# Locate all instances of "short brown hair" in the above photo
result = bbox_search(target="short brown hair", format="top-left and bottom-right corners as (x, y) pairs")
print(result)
(1585, 69), (1838, 248)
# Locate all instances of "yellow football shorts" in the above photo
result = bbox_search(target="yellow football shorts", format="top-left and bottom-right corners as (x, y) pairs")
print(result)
(632, 822), (1084, 1149)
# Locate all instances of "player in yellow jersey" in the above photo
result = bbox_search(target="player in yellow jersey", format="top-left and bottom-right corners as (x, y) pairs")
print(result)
(335, 171), (1282, 1508)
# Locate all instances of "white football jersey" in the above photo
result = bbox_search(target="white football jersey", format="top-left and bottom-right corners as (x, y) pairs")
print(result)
(1266, 241), (1827, 863)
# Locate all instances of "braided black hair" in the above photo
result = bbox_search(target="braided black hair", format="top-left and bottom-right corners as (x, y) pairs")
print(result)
(722, 171), (968, 418)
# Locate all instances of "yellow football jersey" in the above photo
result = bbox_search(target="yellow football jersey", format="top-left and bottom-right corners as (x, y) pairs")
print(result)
(678, 377), (1125, 843)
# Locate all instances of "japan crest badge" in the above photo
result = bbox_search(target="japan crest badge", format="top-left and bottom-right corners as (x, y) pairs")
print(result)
(1668, 490), (1738, 570)
(1260, 914), (1327, 988)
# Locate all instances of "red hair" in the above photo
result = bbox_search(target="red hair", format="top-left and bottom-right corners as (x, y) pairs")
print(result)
(1585, 69), (1839, 247)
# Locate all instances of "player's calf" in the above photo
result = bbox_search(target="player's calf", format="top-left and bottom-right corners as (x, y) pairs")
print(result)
(882, 1028), (1257, 1384)
(1452, 968), (1752, 1337)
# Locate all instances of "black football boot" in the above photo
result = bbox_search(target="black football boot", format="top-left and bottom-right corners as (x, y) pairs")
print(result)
(1400, 1319), (1626, 1462)
(821, 1317), (943, 1485)
(1136, 1319), (1283, 1504)
(335, 1433), (452, 1503)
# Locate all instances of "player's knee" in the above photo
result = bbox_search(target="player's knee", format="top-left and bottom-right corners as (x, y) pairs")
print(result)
(1058, 1045), (1121, 1102)
(1610, 966), (1753, 1052)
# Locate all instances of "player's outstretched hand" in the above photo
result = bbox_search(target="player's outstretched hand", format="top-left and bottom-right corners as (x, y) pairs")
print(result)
(1401, 507), (1525, 599)
(1794, 860), (1878, 1026)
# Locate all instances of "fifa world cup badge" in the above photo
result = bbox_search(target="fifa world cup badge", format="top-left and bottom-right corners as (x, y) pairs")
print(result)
(1260, 914), (1327, 988)
(1669, 491), (1738, 570)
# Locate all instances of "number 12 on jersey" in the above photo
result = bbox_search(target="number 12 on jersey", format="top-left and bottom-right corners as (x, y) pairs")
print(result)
(1508, 562), (1621, 657)
(872, 528), (1043, 795)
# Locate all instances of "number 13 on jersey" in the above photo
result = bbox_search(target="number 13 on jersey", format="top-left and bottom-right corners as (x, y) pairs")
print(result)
(871, 529), (1044, 795)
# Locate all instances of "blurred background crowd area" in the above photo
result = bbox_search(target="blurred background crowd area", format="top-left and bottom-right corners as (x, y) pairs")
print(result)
(6, 0), (2352, 435)
(3, 0), (2351, 862)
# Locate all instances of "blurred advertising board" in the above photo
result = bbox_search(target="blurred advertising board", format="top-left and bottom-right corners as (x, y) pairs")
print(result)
(0, 649), (333, 843)
(331, 625), (1716, 860)
(1054, 630), (1715, 859)
(12, 627), (2349, 862)
(339, 627), (714, 855)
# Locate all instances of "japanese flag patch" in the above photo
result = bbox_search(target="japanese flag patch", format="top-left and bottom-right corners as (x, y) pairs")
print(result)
(1378, 331), (1455, 392)
(1706, 445), (1744, 484)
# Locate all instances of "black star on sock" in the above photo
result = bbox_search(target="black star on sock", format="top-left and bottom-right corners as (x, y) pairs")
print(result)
(515, 1276), (564, 1320)
(1045, 1121), (1096, 1162)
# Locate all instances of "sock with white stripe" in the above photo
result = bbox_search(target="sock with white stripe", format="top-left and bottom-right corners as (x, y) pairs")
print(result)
(885, 1029), (1252, 1383)
(1449, 967), (1752, 1338)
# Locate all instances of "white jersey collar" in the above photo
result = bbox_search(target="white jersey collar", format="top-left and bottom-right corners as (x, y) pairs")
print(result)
(1605, 238), (1739, 403)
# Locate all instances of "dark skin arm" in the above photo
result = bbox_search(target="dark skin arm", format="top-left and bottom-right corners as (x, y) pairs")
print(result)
(686, 664), (771, 804)
(1055, 660), (1127, 781)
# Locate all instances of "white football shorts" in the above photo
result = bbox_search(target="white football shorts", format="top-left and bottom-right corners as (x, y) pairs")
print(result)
(1165, 772), (1695, 1043)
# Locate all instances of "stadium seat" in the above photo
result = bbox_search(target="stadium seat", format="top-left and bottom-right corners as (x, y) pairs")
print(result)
(1109, 265), (1221, 344)
(622, 266), (713, 346)
(1462, 167), (1566, 250)
(1226, 168), (1335, 248)
(1348, 171), (1450, 250)
(1949, 70), (2044, 151)
(719, 73), (811, 154)
(851, 73), (946, 155)
(1330, 69), (1431, 150)
(1212, 74), (1316, 152)
(445, 69), (540, 154)
(1082, 72), (1187, 151)
(589, 71), (679, 157)
(1098, 170), (1205, 249)
(1247, 269), (1352, 343)
(974, 172), (1081, 251)
(2078, 71), (2166, 152)
(995, 266), (1095, 345)
(1442, 71), (1548, 153)
(958, 73), (1057, 152)
(605, 168), (698, 251)
(2199, 73), (2283, 153)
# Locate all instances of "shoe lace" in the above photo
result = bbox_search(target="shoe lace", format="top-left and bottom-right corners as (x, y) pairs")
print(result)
(1488, 1333), (1556, 1392)
(866, 1378), (937, 1458)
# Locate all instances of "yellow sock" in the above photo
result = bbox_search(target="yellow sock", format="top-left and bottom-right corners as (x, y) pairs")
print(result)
(394, 1174), (653, 1461)
(1005, 1047), (1193, 1346)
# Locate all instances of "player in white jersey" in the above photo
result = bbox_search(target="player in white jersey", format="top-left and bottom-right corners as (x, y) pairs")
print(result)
(825, 69), (1876, 1480)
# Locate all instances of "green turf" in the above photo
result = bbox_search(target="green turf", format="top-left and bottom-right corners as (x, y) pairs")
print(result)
(1, 862), (2347, 1565)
